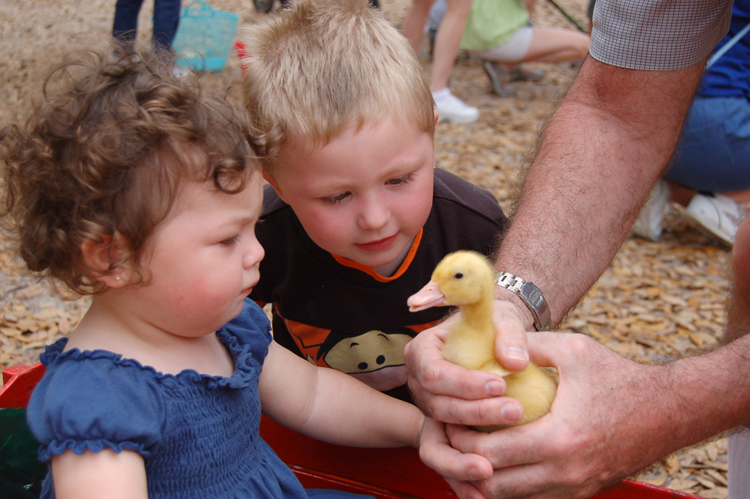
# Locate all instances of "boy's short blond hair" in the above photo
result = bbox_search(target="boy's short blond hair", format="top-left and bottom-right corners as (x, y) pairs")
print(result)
(240, 0), (435, 175)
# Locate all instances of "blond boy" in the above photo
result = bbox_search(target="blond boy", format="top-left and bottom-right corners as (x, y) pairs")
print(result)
(242, 0), (506, 401)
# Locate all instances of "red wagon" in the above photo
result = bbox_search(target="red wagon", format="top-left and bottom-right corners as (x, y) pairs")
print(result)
(0, 363), (700, 499)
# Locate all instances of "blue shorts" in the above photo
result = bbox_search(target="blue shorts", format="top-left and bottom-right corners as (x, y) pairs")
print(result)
(666, 96), (750, 192)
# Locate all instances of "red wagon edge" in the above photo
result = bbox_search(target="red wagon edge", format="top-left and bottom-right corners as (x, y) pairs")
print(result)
(0, 363), (700, 499)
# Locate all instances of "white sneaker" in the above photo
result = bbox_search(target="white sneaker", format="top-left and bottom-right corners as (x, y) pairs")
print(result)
(632, 179), (671, 241)
(434, 90), (479, 124)
(683, 192), (745, 247)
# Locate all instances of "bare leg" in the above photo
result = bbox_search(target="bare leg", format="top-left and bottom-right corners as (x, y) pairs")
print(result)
(667, 179), (750, 205)
(726, 217), (750, 498)
(724, 189), (750, 203)
(430, 0), (472, 92)
(521, 27), (590, 64)
(726, 217), (750, 341)
(402, 0), (435, 54)
(665, 180), (696, 207)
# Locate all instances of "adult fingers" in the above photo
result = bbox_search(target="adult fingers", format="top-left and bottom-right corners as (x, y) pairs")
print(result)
(446, 420), (547, 469)
(492, 300), (531, 373)
(405, 323), (508, 409)
(446, 477), (491, 499)
(418, 419), (494, 482)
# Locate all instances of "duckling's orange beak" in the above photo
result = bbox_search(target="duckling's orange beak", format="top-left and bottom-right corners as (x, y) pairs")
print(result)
(407, 281), (445, 312)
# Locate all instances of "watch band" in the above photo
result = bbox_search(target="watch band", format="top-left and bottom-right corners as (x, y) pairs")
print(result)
(494, 272), (551, 331)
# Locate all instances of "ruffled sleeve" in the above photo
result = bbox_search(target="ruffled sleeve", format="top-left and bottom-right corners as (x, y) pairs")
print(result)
(27, 347), (165, 462)
(219, 299), (273, 371)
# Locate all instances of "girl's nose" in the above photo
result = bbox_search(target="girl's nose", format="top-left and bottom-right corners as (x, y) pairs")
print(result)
(243, 238), (265, 269)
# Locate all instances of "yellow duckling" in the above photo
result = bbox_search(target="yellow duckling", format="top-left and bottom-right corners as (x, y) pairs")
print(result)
(407, 250), (557, 431)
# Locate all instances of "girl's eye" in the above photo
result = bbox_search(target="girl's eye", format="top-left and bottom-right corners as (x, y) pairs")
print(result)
(322, 192), (350, 205)
(387, 173), (415, 186)
(220, 235), (240, 246)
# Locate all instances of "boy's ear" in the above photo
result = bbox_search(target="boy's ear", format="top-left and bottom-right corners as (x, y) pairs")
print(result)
(434, 110), (439, 126)
(263, 172), (289, 204)
(80, 233), (131, 288)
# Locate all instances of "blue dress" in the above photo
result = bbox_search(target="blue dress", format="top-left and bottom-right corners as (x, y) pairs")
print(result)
(27, 300), (362, 499)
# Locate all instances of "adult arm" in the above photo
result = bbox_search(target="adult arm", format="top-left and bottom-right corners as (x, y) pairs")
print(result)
(422, 331), (750, 499)
(259, 341), (424, 449)
(496, 55), (705, 326)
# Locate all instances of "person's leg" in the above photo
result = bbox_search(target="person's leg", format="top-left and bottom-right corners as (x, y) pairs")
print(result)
(521, 27), (590, 63)
(152, 0), (182, 52)
(726, 216), (750, 339)
(429, 0), (472, 92)
(663, 181), (695, 207)
(402, 0), (436, 53)
(113, 0), (145, 50)
(468, 28), (537, 96)
(666, 97), (750, 193)
(725, 217), (750, 499)
(664, 96), (749, 245)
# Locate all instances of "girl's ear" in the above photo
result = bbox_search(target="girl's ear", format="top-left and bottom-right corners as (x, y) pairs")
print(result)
(263, 172), (288, 204)
(80, 233), (132, 288)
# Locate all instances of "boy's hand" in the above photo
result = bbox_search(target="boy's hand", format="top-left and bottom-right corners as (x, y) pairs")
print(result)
(418, 417), (493, 499)
(404, 300), (530, 425)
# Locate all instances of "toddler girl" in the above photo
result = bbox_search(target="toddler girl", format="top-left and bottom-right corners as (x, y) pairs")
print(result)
(0, 47), (424, 499)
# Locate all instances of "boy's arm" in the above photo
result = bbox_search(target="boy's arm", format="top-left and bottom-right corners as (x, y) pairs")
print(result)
(259, 341), (424, 448)
(51, 449), (148, 499)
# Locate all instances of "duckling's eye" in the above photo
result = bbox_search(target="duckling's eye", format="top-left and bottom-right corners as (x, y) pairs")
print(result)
(453, 273), (463, 280)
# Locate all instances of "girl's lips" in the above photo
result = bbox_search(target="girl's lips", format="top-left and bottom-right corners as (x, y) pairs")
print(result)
(241, 277), (259, 296)
(355, 234), (398, 252)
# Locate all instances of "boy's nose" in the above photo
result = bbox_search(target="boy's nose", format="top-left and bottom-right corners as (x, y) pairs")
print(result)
(357, 201), (391, 230)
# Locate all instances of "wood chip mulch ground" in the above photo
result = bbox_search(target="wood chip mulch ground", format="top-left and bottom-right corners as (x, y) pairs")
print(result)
(0, 0), (736, 496)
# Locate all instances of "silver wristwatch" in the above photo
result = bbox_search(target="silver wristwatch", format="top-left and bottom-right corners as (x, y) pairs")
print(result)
(494, 272), (551, 331)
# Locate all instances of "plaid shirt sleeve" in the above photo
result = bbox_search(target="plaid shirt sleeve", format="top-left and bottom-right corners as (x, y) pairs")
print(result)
(590, 0), (733, 70)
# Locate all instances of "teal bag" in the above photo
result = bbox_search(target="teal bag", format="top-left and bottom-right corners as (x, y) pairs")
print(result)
(172, 0), (240, 71)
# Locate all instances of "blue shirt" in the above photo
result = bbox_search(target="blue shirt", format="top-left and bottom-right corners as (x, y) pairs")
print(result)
(701, 0), (750, 98)
(27, 300), (309, 499)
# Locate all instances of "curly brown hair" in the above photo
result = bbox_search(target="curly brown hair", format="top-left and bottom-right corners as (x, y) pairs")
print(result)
(0, 45), (265, 295)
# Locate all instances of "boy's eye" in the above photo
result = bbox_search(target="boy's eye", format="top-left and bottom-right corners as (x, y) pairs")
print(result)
(387, 173), (415, 186)
(322, 192), (350, 205)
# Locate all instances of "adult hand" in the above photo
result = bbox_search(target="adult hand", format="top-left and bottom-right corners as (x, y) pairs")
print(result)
(405, 299), (532, 425)
(429, 332), (679, 499)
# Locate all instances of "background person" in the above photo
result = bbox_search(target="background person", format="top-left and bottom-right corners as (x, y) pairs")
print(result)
(633, 0), (750, 247)
(113, 0), (181, 52)
(428, 0), (590, 96)
(402, 0), (479, 124)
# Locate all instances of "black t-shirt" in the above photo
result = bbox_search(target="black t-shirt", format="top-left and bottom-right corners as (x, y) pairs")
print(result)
(251, 168), (506, 401)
